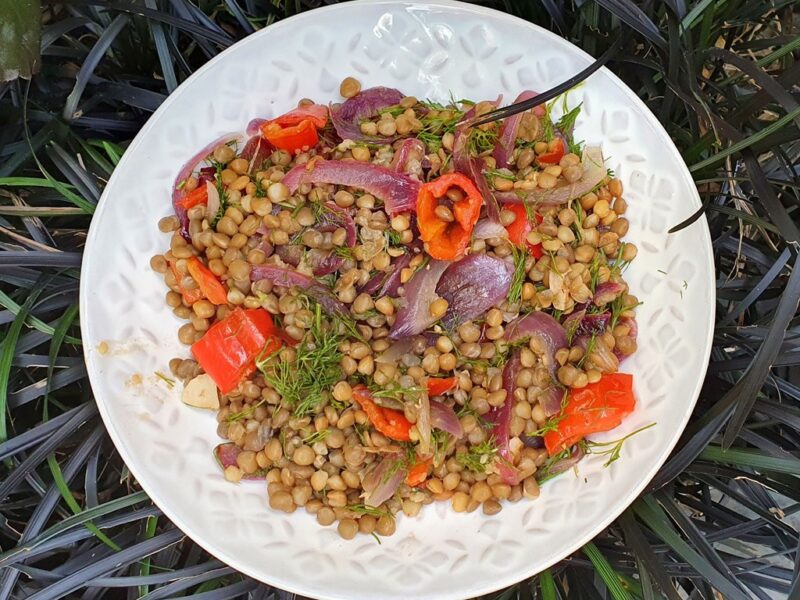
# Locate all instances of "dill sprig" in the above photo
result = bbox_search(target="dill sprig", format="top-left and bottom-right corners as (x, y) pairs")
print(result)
(456, 440), (498, 473)
(467, 127), (499, 156)
(581, 423), (657, 467)
(211, 162), (227, 226)
(345, 503), (393, 518)
(257, 303), (344, 417)
(303, 429), (330, 445)
(154, 371), (175, 388)
(507, 245), (528, 306)
(369, 383), (425, 403)
(577, 333), (597, 368)
(225, 399), (265, 422)
(416, 102), (464, 152)
(609, 295), (643, 330)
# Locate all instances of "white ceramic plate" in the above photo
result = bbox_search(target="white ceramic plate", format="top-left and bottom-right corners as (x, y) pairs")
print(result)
(80, 1), (714, 598)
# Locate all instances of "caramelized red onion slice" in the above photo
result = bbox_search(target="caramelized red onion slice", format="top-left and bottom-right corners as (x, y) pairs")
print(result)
(388, 260), (450, 339)
(361, 252), (412, 297)
(240, 134), (273, 174)
(330, 86), (404, 143)
(390, 138), (426, 173)
(544, 444), (585, 478)
(362, 452), (406, 507)
(486, 354), (522, 485)
(430, 400), (464, 438)
(204, 180), (220, 222)
(494, 146), (606, 207)
(593, 281), (625, 306)
(246, 118), (265, 136)
(473, 218), (508, 240)
(281, 159), (421, 215)
(563, 307), (610, 339)
(250, 264), (348, 318)
(453, 99), (502, 223)
(493, 90), (538, 168)
(214, 444), (266, 480)
(505, 311), (568, 416)
(436, 254), (514, 328)
(172, 132), (239, 239)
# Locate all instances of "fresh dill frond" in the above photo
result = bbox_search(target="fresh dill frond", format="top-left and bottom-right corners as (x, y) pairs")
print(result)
(225, 399), (265, 422)
(485, 168), (516, 181)
(253, 177), (267, 198)
(154, 371), (175, 388)
(587, 253), (603, 293)
(541, 103), (555, 142)
(303, 429), (331, 444)
(345, 503), (394, 518)
(467, 127), (499, 156)
(456, 440), (498, 473)
(416, 104), (464, 152)
(212, 162), (227, 226)
(507, 246), (528, 306)
(257, 303), (344, 417)
(581, 423), (657, 467)
(384, 228), (403, 247)
(555, 103), (582, 134)
(577, 333), (597, 368)
(369, 383), (424, 403)
(609, 295), (643, 330)
(333, 245), (355, 259)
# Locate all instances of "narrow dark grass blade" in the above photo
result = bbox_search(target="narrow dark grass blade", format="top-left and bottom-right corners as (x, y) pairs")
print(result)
(46, 142), (101, 202)
(617, 510), (682, 600)
(8, 363), (88, 408)
(143, 0), (178, 93)
(137, 567), (240, 600)
(0, 280), (44, 442)
(633, 498), (751, 600)
(25, 529), (185, 600)
(0, 402), (96, 461)
(88, 561), (227, 587)
(581, 542), (632, 600)
(723, 251), (800, 447)
(700, 446), (800, 475)
(222, 0), (256, 34)
(62, 14), (130, 121)
(719, 247), (790, 325)
(594, 0), (667, 50)
(0, 251), (82, 267)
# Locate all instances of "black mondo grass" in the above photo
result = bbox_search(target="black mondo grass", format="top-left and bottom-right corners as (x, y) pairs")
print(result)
(1, 1), (799, 599)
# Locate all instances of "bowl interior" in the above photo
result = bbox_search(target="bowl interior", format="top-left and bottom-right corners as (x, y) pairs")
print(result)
(80, 2), (714, 599)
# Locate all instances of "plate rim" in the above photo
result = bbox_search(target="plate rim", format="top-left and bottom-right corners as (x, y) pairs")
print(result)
(80, 1), (716, 598)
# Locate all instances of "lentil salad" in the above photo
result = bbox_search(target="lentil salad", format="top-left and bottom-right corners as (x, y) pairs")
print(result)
(151, 77), (641, 540)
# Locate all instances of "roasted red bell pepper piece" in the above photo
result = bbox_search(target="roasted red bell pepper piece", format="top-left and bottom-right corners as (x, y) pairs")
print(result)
(178, 185), (209, 210)
(416, 173), (483, 261)
(262, 119), (319, 154)
(352, 385), (412, 442)
(426, 377), (457, 396)
(543, 373), (636, 455)
(270, 103), (328, 129)
(405, 456), (433, 487)
(537, 137), (565, 165)
(168, 260), (203, 305)
(503, 203), (543, 258)
(186, 257), (228, 305)
(191, 308), (282, 394)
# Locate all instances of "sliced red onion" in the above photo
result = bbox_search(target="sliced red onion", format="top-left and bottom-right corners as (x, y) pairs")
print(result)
(172, 133), (239, 239)
(543, 444), (585, 478)
(389, 260), (450, 339)
(375, 338), (415, 364)
(473, 218), (508, 240)
(390, 138), (425, 173)
(575, 334), (619, 374)
(362, 453), (406, 507)
(520, 434), (544, 449)
(563, 308), (610, 339)
(281, 159), (420, 215)
(593, 281), (625, 306)
(240, 135), (273, 174)
(430, 400), (463, 439)
(453, 100), (502, 223)
(214, 444), (266, 480)
(361, 252), (412, 297)
(330, 86), (404, 143)
(250, 264), (347, 318)
(198, 166), (216, 186)
(436, 254), (514, 328)
(246, 118), (266, 136)
(493, 90), (538, 169)
(204, 180), (220, 222)
(495, 146), (606, 207)
(505, 311), (568, 416)
(486, 354), (522, 485)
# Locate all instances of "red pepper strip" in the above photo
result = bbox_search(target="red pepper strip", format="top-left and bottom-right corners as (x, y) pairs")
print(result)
(426, 377), (457, 396)
(168, 261), (203, 305)
(537, 137), (565, 165)
(262, 119), (319, 154)
(351, 385), (412, 442)
(186, 257), (228, 305)
(178, 185), (208, 209)
(543, 373), (636, 455)
(503, 203), (543, 259)
(191, 308), (282, 394)
(270, 103), (328, 129)
(405, 457), (433, 487)
(416, 173), (483, 261)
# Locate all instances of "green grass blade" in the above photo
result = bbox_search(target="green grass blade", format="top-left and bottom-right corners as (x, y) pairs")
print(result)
(699, 445), (800, 475)
(539, 568), (558, 600)
(0, 289), (82, 344)
(138, 515), (159, 596)
(581, 542), (632, 600)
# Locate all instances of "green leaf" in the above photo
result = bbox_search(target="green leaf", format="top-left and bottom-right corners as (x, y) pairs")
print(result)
(0, 0), (41, 81)
(581, 542), (632, 600)
(539, 569), (558, 600)
(699, 445), (800, 475)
